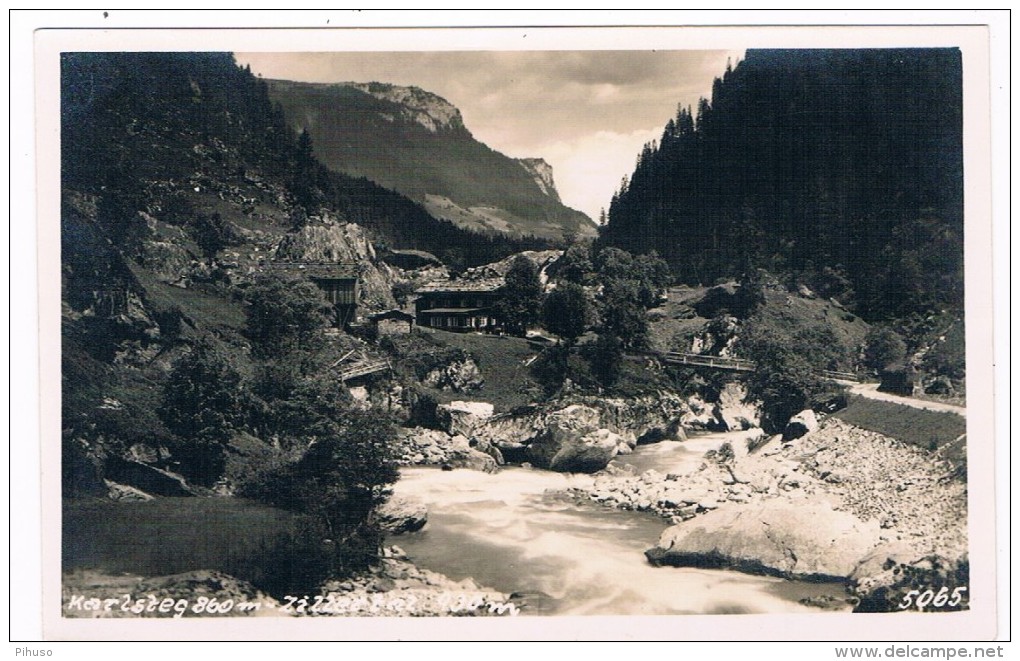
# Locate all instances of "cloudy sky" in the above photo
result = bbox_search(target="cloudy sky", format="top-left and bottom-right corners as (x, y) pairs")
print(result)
(235, 50), (743, 221)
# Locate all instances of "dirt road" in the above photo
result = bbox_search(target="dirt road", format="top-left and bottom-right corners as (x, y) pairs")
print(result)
(848, 383), (966, 417)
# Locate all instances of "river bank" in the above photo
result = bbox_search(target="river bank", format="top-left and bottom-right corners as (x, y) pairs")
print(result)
(576, 416), (968, 611)
(62, 407), (967, 617)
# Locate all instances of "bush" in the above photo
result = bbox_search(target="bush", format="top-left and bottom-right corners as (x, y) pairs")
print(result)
(240, 410), (399, 583)
(542, 282), (593, 344)
(159, 338), (248, 485)
(586, 333), (624, 388)
(531, 344), (571, 395)
(922, 320), (966, 381)
(190, 212), (231, 257)
(244, 273), (332, 358)
(863, 326), (908, 372)
(737, 320), (844, 432)
(408, 387), (441, 429)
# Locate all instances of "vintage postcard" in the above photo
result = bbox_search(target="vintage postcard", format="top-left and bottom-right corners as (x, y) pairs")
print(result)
(28, 17), (1000, 642)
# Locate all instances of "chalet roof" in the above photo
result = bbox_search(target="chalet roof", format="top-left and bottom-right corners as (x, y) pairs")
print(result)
(269, 262), (360, 280)
(419, 307), (490, 315)
(381, 249), (443, 267)
(415, 278), (503, 294)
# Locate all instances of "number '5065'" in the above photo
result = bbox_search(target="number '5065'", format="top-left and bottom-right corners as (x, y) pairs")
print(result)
(897, 586), (967, 610)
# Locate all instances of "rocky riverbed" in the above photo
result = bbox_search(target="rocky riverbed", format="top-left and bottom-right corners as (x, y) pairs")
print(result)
(576, 416), (969, 611)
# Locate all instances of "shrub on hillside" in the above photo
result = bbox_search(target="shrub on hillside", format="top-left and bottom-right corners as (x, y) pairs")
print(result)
(737, 319), (847, 432)
(160, 338), (249, 484)
(586, 333), (624, 389)
(863, 326), (908, 372)
(244, 273), (332, 358)
(239, 410), (399, 592)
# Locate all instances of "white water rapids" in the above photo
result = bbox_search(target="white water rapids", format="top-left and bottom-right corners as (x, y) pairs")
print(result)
(390, 431), (846, 615)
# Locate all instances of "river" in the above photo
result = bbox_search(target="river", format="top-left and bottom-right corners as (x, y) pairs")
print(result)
(390, 431), (848, 615)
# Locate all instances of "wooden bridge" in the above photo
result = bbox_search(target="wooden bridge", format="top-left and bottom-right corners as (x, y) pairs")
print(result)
(338, 359), (392, 382)
(660, 352), (756, 372)
(652, 352), (858, 382)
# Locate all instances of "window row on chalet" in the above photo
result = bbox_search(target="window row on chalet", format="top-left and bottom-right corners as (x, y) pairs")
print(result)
(413, 281), (503, 333)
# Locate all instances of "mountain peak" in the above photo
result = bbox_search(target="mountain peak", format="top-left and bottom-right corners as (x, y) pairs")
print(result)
(346, 82), (466, 134)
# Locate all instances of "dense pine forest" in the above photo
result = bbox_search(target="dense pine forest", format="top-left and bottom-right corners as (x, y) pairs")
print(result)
(598, 49), (963, 323)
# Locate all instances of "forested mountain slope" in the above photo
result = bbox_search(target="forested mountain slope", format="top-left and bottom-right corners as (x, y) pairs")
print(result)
(266, 79), (597, 241)
(599, 48), (963, 323)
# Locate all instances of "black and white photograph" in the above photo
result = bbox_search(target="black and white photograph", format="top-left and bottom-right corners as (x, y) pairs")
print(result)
(18, 14), (1004, 645)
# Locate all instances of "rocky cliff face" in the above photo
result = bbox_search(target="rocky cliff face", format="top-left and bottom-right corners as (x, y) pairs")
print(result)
(347, 82), (467, 134)
(460, 249), (563, 285)
(275, 219), (397, 311)
(515, 158), (561, 202)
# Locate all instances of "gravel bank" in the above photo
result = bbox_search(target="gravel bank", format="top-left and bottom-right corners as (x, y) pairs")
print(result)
(577, 415), (968, 610)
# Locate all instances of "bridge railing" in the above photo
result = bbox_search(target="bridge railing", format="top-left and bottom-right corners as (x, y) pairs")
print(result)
(660, 352), (756, 372)
(339, 359), (392, 382)
(819, 369), (859, 381)
(656, 352), (859, 381)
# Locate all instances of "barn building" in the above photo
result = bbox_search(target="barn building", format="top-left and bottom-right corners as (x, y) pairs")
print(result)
(269, 262), (360, 328)
(368, 309), (416, 336)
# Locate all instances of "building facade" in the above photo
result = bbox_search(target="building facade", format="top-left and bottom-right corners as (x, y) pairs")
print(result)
(414, 280), (502, 332)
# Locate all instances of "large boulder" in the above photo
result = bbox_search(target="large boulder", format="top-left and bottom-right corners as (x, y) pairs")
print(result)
(526, 404), (623, 473)
(376, 495), (428, 534)
(783, 409), (819, 441)
(436, 400), (495, 436)
(444, 444), (501, 474)
(348, 385), (371, 410)
(471, 405), (542, 455)
(469, 436), (505, 466)
(646, 502), (882, 581)
(423, 359), (484, 393)
(394, 426), (459, 465)
(682, 395), (718, 431)
(472, 394), (689, 470)
(393, 427), (499, 472)
(533, 427), (626, 474)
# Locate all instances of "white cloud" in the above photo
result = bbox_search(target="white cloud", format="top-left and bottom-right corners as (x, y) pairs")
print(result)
(237, 50), (743, 224)
(536, 127), (663, 223)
